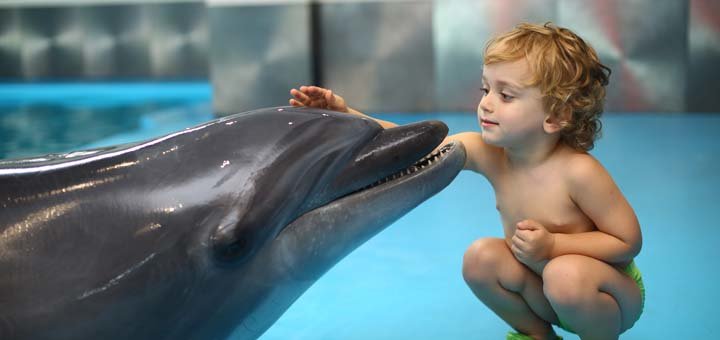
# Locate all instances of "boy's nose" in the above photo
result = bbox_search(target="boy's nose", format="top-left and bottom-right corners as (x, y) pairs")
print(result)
(478, 94), (492, 114)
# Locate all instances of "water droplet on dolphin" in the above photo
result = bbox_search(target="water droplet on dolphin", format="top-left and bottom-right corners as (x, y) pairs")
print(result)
(221, 160), (230, 168)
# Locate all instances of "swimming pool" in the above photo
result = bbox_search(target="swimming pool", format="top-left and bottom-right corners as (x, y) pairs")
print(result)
(0, 83), (214, 159)
(1, 84), (718, 339)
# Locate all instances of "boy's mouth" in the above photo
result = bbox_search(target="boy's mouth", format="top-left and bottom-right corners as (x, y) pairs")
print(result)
(481, 118), (499, 126)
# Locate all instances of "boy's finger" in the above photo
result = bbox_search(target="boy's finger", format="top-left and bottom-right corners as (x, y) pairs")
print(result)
(306, 86), (323, 95)
(514, 231), (533, 247)
(510, 244), (524, 258)
(291, 89), (311, 103)
(513, 230), (529, 242)
(516, 220), (537, 230)
(289, 99), (303, 107)
(291, 88), (306, 98)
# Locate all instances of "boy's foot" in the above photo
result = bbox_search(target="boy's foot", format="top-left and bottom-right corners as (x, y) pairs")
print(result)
(506, 330), (563, 340)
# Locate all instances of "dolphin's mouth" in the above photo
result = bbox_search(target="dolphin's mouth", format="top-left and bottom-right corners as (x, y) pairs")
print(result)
(299, 120), (453, 212)
(272, 138), (464, 280)
(354, 143), (455, 194)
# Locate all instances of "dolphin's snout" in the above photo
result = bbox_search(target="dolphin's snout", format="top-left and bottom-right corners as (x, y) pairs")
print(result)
(302, 120), (449, 212)
(333, 120), (449, 191)
(353, 120), (448, 166)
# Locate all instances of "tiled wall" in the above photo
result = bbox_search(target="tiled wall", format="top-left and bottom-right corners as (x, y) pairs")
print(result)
(1, 0), (718, 113)
(0, 2), (208, 79)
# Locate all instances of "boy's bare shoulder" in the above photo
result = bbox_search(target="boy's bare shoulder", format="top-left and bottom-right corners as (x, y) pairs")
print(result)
(561, 150), (612, 186)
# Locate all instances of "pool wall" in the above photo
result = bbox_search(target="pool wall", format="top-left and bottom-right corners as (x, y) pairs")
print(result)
(0, 0), (718, 113)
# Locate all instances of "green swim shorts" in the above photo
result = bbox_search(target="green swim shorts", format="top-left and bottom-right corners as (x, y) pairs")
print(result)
(557, 261), (645, 334)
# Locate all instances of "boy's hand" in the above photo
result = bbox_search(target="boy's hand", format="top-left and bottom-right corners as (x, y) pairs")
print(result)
(511, 219), (556, 268)
(289, 86), (349, 113)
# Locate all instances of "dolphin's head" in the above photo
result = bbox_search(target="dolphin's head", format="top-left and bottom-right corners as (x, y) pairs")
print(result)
(185, 106), (466, 339)
(201, 106), (386, 265)
(206, 107), (463, 264)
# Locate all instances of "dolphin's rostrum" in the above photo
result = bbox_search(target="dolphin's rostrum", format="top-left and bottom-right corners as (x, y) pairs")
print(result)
(0, 106), (466, 339)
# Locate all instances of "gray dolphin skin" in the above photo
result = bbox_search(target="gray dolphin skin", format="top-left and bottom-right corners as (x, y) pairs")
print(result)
(0, 106), (466, 340)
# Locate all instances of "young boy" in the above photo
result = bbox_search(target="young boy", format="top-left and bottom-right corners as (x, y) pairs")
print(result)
(289, 22), (644, 340)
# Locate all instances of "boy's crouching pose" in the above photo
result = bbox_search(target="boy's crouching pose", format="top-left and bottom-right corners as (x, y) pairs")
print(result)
(290, 22), (644, 340)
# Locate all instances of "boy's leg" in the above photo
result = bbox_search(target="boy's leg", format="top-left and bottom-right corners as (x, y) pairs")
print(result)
(463, 238), (559, 339)
(542, 255), (643, 340)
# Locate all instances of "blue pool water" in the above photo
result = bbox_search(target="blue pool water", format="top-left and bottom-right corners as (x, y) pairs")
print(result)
(0, 83), (213, 159)
(1, 84), (718, 339)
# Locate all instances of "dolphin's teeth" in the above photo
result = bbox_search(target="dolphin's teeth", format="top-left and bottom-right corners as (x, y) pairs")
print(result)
(354, 143), (454, 194)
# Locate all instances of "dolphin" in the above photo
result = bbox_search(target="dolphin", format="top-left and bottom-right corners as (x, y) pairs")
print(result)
(0, 106), (466, 339)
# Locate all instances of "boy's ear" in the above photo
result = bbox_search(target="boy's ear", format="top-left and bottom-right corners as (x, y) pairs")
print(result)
(543, 107), (571, 134)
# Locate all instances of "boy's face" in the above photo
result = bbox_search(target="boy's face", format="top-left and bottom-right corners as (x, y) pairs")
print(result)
(477, 59), (550, 148)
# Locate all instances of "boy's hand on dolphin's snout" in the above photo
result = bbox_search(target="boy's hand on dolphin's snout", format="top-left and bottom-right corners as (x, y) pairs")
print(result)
(289, 86), (349, 113)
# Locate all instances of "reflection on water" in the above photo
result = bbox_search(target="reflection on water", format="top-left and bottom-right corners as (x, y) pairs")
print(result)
(0, 83), (213, 160)
(1, 103), (162, 159)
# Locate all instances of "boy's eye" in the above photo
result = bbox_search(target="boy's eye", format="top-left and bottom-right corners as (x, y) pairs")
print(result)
(480, 87), (489, 95)
(501, 93), (514, 101)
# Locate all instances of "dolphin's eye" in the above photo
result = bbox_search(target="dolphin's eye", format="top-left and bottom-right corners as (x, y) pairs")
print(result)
(221, 238), (247, 258)
(212, 232), (254, 263)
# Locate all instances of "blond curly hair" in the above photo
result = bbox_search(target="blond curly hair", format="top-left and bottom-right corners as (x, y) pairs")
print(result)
(483, 22), (611, 151)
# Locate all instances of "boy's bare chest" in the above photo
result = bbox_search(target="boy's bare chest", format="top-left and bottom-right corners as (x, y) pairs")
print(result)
(493, 173), (594, 234)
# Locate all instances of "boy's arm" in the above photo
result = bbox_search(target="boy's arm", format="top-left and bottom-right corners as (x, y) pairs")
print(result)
(290, 86), (501, 173)
(551, 155), (642, 263)
(442, 132), (502, 173)
(290, 86), (397, 129)
(345, 107), (397, 129)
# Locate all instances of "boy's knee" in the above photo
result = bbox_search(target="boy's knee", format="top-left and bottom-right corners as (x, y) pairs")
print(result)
(542, 255), (589, 307)
(462, 238), (505, 286)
